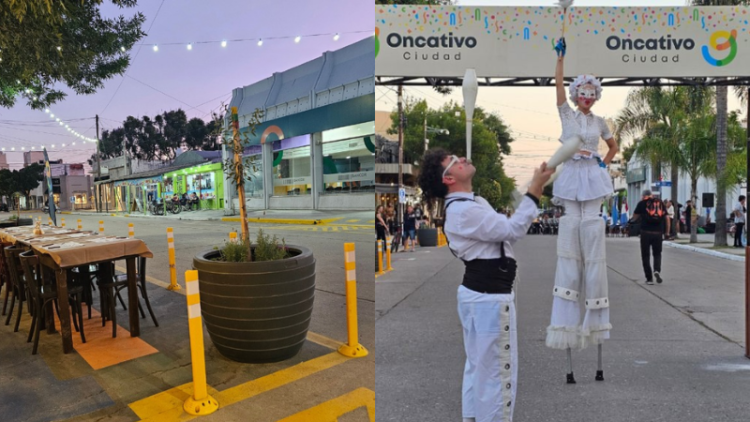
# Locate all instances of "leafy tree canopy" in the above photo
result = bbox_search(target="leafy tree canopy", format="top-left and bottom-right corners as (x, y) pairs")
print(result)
(388, 98), (517, 209)
(0, 0), (145, 109)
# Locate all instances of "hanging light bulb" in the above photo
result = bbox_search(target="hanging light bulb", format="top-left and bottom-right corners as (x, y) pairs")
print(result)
(62, 143), (66, 147)
(55, 118), (60, 122)
(59, 121), (63, 125)
(334, 33), (340, 41)
(33, 96), (37, 101)
(121, 46), (126, 52)
(257, 39), (263, 46)
(45, 109), (50, 113)
(153, 45), (159, 52)
(21, 147), (25, 150)
(221, 40), (227, 47)
(187, 43), (193, 50)
(295, 36), (301, 43)
(25, 89), (30, 94)
(50, 114), (54, 118)
(72, 142), (76, 146)
(51, 144), (55, 148)
(57, 46), (61, 51)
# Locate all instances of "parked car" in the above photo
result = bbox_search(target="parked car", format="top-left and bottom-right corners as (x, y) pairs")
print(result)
(0, 203), (8, 212)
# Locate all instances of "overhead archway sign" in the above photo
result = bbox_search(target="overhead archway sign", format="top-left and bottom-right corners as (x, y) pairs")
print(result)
(376, 5), (748, 79)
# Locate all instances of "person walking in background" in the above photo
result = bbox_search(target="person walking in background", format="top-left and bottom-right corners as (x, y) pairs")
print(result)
(403, 205), (417, 252)
(733, 195), (746, 248)
(632, 190), (666, 285)
(665, 200), (675, 240)
(674, 202), (682, 237)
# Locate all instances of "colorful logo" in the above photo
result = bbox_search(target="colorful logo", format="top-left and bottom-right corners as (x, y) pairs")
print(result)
(702, 29), (737, 67)
(375, 27), (380, 58)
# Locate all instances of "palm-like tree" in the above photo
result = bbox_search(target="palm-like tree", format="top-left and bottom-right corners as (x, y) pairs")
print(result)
(615, 86), (688, 202)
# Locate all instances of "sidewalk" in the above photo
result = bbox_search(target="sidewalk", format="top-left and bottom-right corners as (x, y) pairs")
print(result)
(376, 236), (750, 422)
(55, 208), (374, 225)
(664, 233), (745, 261)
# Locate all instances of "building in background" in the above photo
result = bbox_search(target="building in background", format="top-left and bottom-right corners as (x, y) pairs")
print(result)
(26, 159), (92, 211)
(225, 37), (374, 212)
(0, 152), (10, 170)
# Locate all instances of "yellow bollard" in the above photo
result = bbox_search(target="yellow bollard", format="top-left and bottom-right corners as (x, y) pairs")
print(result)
(61, 218), (65, 228)
(48, 217), (52, 226)
(377, 240), (384, 275)
(99, 220), (104, 234)
(338, 243), (368, 358)
(183, 270), (219, 415)
(386, 236), (393, 271)
(229, 231), (237, 242)
(167, 227), (181, 291)
(128, 223), (134, 238)
(77, 219), (82, 230)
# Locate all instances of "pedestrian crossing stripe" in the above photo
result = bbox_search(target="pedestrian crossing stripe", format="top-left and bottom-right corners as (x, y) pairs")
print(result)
(277, 388), (375, 422)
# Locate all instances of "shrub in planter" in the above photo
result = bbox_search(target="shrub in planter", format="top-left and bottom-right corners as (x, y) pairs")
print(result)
(193, 230), (316, 363)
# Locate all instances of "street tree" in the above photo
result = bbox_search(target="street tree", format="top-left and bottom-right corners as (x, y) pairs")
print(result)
(389, 99), (516, 210)
(0, 1), (145, 109)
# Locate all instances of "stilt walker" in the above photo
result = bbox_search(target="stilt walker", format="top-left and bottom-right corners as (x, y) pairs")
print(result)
(546, 0), (620, 384)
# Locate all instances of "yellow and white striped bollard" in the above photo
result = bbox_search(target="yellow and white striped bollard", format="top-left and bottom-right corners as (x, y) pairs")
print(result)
(386, 236), (393, 271)
(229, 231), (237, 242)
(99, 220), (104, 234)
(167, 227), (181, 291)
(377, 240), (384, 275)
(338, 243), (368, 358)
(61, 218), (65, 228)
(183, 270), (219, 415)
(77, 219), (82, 230)
(128, 223), (134, 238)
(48, 216), (52, 226)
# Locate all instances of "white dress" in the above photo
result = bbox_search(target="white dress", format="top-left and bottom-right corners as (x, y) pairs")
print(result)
(552, 102), (614, 203)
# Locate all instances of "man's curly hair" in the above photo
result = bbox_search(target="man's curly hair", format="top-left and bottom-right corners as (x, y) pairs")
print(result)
(418, 148), (450, 210)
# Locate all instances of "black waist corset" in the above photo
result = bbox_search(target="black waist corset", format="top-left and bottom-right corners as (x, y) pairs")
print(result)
(462, 257), (517, 294)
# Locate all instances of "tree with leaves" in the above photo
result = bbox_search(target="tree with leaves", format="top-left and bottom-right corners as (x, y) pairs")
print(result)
(0, 1), (145, 109)
(389, 99), (516, 210)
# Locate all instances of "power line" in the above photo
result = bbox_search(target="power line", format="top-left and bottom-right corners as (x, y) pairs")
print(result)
(124, 74), (206, 114)
(99, 0), (166, 115)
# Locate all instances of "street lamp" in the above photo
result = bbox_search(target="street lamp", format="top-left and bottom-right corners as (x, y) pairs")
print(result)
(423, 116), (450, 152)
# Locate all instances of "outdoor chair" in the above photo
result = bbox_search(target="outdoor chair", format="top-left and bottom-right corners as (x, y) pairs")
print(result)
(98, 257), (157, 338)
(19, 250), (86, 354)
(1, 240), (12, 316)
(114, 257), (158, 328)
(4, 245), (29, 332)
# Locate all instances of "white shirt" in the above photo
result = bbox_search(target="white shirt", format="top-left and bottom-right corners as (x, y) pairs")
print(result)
(667, 204), (675, 218)
(443, 192), (538, 261)
(558, 102), (612, 156)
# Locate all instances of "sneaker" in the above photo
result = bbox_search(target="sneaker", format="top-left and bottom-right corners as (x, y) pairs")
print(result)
(645, 279), (654, 285)
(655, 272), (663, 284)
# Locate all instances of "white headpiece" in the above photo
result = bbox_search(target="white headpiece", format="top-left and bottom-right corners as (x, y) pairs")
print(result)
(569, 74), (602, 104)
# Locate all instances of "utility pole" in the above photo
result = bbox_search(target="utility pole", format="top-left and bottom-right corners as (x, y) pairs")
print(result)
(423, 114), (428, 153)
(398, 85), (404, 236)
(96, 114), (101, 213)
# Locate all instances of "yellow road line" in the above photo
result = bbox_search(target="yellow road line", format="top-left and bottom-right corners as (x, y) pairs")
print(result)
(277, 388), (375, 422)
(131, 351), (351, 421)
(220, 217), (342, 225)
(346, 219), (360, 223)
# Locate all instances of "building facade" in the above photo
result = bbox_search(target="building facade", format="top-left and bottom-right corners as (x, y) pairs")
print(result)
(224, 37), (374, 212)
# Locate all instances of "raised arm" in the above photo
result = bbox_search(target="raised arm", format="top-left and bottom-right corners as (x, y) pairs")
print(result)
(556, 55), (566, 106)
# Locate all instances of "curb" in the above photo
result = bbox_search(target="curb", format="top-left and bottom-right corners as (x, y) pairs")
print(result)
(664, 241), (745, 262)
(220, 217), (342, 225)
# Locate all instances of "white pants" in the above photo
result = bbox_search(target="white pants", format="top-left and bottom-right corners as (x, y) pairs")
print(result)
(547, 199), (611, 350)
(458, 285), (517, 422)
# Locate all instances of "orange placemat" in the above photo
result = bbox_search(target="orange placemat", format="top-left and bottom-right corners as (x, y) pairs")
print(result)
(54, 307), (158, 370)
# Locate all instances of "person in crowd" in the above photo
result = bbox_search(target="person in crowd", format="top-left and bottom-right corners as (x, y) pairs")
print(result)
(376, 205), (389, 252)
(547, 43), (619, 384)
(403, 205), (417, 252)
(733, 195), (746, 248)
(674, 202), (682, 236)
(665, 199), (675, 240)
(684, 200), (693, 234)
(632, 190), (667, 285)
(418, 147), (553, 422)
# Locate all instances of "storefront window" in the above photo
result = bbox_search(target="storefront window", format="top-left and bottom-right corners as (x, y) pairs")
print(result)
(186, 172), (217, 200)
(272, 135), (311, 196)
(242, 145), (264, 198)
(321, 135), (375, 194)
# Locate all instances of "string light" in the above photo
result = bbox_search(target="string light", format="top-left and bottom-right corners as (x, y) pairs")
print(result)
(334, 33), (340, 41)
(257, 39), (263, 46)
(187, 43), (192, 50)
(221, 40), (227, 47)
(129, 30), (369, 51)
(153, 45), (159, 52)
(294, 36), (301, 43)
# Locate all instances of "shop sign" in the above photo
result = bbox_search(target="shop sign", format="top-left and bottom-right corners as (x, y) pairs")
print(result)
(323, 171), (375, 183)
(274, 176), (312, 186)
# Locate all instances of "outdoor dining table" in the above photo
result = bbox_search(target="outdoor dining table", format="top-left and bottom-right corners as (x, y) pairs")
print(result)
(0, 225), (153, 354)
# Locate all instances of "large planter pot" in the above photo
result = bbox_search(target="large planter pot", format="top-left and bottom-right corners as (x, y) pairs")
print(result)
(417, 228), (438, 247)
(193, 245), (316, 363)
(0, 218), (32, 228)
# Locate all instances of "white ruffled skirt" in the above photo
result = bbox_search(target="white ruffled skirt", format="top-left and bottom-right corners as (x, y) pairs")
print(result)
(552, 156), (613, 203)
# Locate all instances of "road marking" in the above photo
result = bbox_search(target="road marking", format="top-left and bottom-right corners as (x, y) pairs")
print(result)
(131, 351), (351, 421)
(277, 388), (375, 422)
(346, 219), (360, 223)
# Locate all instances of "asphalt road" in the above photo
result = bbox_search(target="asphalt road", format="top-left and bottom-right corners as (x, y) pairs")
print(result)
(376, 235), (750, 422)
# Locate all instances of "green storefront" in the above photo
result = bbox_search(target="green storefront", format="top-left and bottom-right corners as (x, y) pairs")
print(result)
(161, 162), (224, 210)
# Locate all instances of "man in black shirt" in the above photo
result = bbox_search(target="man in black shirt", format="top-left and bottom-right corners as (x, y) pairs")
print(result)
(632, 190), (666, 285)
(403, 205), (417, 252)
(684, 200), (693, 234)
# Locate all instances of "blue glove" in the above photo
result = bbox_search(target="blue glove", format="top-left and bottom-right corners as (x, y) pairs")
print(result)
(554, 37), (566, 57)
